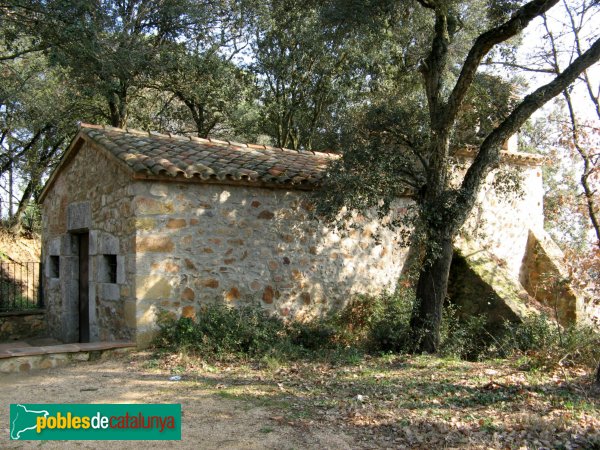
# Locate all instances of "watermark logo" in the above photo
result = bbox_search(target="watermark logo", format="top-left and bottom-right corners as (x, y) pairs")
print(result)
(10, 404), (181, 440)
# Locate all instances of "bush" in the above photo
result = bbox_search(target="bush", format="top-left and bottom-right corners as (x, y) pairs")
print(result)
(366, 290), (415, 353)
(153, 293), (416, 359)
(502, 314), (558, 353)
(439, 306), (492, 361)
(334, 294), (387, 345)
(154, 303), (288, 358)
(437, 308), (600, 367)
(499, 314), (600, 370)
(288, 318), (338, 350)
(153, 293), (600, 373)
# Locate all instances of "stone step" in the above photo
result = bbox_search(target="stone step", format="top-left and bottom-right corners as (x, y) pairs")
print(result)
(0, 341), (135, 373)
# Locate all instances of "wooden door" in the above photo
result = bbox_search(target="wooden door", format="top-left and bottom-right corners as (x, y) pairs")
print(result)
(78, 232), (90, 343)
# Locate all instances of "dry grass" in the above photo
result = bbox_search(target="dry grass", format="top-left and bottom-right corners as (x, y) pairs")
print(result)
(0, 349), (597, 448)
(156, 352), (600, 449)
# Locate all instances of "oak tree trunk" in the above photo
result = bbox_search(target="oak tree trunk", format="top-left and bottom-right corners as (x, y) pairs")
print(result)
(410, 236), (454, 353)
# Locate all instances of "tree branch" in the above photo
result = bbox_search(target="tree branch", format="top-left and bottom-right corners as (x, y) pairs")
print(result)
(421, 11), (450, 124)
(482, 60), (556, 74)
(0, 44), (49, 62)
(454, 36), (600, 231)
(390, 130), (429, 171)
(564, 0), (600, 121)
(444, 0), (560, 128)
(0, 126), (49, 174)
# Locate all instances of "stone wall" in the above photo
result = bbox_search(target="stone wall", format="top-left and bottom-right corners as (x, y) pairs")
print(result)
(0, 311), (46, 341)
(520, 230), (582, 325)
(43, 136), (580, 347)
(457, 160), (545, 279)
(0, 346), (133, 374)
(130, 155), (549, 345)
(41, 141), (136, 342)
(132, 182), (411, 345)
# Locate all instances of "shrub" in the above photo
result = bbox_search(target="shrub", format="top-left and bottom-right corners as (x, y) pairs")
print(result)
(154, 303), (288, 358)
(334, 294), (387, 346)
(499, 314), (600, 370)
(439, 305), (492, 361)
(154, 315), (201, 351)
(501, 314), (558, 353)
(367, 290), (415, 353)
(288, 318), (338, 350)
(153, 293), (600, 373)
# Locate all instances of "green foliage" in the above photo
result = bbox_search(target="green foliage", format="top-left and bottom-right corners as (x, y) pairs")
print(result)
(153, 296), (600, 376)
(502, 314), (558, 353)
(439, 305), (492, 361)
(153, 291), (412, 359)
(500, 315), (600, 370)
(454, 73), (520, 147)
(486, 0), (523, 26)
(332, 294), (388, 345)
(154, 304), (287, 358)
(157, 48), (257, 138)
(250, 0), (360, 150)
(20, 202), (41, 234)
(0, 50), (84, 226)
(490, 165), (525, 200)
(367, 291), (415, 353)
(438, 311), (600, 369)
(154, 302), (359, 359)
(288, 318), (338, 350)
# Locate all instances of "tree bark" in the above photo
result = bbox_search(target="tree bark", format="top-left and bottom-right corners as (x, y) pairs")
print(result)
(410, 236), (454, 353)
(108, 87), (128, 128)
(407, 1), (600, 354)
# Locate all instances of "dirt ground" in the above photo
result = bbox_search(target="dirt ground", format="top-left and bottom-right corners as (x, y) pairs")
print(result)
(0, 232), (40, 263)
(0, 352), (354, 449)
(1, 349), (598, 449)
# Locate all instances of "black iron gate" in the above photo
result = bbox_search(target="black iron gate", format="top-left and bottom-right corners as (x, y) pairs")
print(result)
(0, 261), (43, 312)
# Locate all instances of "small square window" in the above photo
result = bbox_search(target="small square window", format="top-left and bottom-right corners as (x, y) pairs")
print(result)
(49, 255), (60, 279)
(101, 255), (117, 284)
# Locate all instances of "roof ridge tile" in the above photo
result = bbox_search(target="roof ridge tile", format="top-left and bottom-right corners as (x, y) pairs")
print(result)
(81, 123), (338, 156)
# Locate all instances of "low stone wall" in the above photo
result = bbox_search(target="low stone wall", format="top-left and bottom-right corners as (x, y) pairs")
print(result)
(0, 347), (133, 374)
(0, 310), (46, 341)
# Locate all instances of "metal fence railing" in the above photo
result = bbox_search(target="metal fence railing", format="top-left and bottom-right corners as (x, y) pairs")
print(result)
(0, 261), (43, 312)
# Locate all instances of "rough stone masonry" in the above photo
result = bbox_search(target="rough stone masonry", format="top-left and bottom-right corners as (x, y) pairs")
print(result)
(39, 124), (587, 347)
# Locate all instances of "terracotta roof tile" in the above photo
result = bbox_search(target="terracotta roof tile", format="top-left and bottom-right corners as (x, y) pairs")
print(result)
(79, 124), (338, 188)
(455, 147), (545, 165)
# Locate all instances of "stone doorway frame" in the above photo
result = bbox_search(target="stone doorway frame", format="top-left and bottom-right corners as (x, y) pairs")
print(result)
(60, 202), (97, 343)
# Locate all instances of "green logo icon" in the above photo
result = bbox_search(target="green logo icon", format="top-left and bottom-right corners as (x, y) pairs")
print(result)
(10, 404), (181, 440)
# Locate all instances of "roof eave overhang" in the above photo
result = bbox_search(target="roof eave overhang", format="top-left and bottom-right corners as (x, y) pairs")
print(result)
(130, 172), (321, 191)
